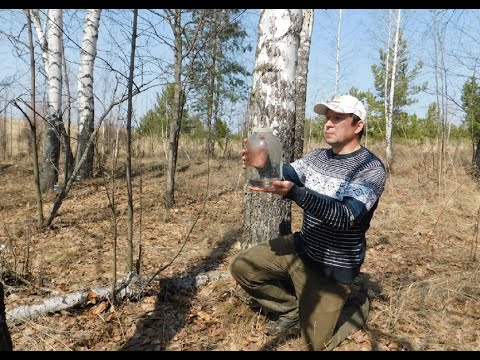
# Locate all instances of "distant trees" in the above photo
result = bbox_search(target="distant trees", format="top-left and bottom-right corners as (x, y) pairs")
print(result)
(138, 84), (188, 137)
(188, 9), (251, 157)
(461, 75), (480, 175)
(371, 13), (427, 169)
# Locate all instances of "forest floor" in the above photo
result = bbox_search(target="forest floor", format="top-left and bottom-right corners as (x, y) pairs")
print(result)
(1, 140), (479, 351)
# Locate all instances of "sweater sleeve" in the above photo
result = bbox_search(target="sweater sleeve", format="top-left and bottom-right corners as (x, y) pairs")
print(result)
(284, 165), (385, 230)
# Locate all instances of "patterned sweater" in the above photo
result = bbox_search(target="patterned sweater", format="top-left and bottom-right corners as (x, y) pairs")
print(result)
(283, 146), (386, 284)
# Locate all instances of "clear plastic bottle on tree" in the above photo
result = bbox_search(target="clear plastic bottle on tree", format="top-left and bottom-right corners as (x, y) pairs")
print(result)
(245, 127), (283, 188)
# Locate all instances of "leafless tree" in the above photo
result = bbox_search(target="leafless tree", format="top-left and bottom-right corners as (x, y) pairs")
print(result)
(125, 9), (138, 273)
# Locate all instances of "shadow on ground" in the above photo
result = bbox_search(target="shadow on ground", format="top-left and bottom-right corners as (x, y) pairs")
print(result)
(121, 228), (240, 351)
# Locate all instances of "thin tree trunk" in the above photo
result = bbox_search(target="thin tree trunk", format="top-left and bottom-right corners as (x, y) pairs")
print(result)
(166, 9), (183, 209)
(334, 9), (342, 97)
(206, 14), (217, 157)
(383, 9), (392, 131)
(385, 9), (401, 171)
(475, 138), (480, 177)
(294, 9), (314, 160)
(243, 9), (303, 249)
(62, 44), (74, 182)
(126, 9), (138, 273)
(27, 9), (44, 229)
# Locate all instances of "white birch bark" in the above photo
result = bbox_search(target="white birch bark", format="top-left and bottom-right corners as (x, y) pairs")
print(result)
(335, 9), (342, 96)
(76, 9), (102, 179)
(384, 10), (392, 126)
(30, 10), (48, 68)
(386, 9), (401, 170)
(46, 9), (63, 133)
(40, 9), (63, 191)
(6, 273), (136, 326)
(243, 9), (303, 248)
(29, 9), (64, 191)
(5, 270), (231, 326)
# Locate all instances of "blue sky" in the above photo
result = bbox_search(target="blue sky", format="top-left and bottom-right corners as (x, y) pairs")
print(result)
(1, 9), (478, 128)
(242, 9), (479, 125)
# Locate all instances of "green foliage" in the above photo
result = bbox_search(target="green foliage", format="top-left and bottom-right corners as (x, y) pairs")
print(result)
(371, 29), (427, 116)
(187, 9), (251, 131)
(348, 87), (384, 141)
(215, 118), (231, 149)
(368, 28), (428, 142)
(137, 84), (188, 137)
(304, 116), (324, 142)
(461, 76), (480, 143)
(349, 85), (466, 142)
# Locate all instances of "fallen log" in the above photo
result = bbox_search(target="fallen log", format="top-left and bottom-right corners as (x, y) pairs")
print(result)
(5, 270), (231, 326)
(6, 272), (137, 326)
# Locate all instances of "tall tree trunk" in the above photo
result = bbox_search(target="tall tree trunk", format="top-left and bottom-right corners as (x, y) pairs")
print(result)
(385, 9), (401, 171)
(475, 138), (480, 177)
(294, 9), (314, 160)
(166, 9), (183, 209)
(206, 13), (217, 157)
(243, 9), (303, 249)
(62, 48), (74, 182)
(39, 9), (63, 193)
(431, 10), (447, 191)
(126, 9), (138, 273)
(27, 9), (44, 229)
(0, 283), (12, 351)
(383, 9), (392, 134)
(334, 9), (342, 97)
(76, 9), (102, 179)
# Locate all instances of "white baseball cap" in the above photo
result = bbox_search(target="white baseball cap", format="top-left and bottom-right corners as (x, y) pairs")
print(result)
(313, 95), (367, 121)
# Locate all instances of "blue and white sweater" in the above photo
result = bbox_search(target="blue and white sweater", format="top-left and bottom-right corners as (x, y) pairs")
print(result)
(283, 146), (386, 284)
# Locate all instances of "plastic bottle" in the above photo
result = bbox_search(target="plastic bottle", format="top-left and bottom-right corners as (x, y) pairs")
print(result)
(245, 127), (283, 188)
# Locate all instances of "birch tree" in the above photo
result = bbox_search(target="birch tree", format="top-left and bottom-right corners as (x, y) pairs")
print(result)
(243, 9), (303, 249)
(385, 9), (401, 170)
(334, 9), (342, 97)
(294, 9), (314, 160)
(31, 9), (63, 192)
(76, 9), (102, 179)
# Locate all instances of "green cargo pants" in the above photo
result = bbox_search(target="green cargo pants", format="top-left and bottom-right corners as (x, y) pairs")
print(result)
(230, 233), (351, 351)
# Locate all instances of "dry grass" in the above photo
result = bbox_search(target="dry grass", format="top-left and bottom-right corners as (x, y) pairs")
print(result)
(0, 128), (479, 350)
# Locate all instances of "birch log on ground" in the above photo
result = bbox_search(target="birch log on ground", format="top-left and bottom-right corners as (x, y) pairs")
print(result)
(6, 273), (137, 326)
(4, 271), (230, 326)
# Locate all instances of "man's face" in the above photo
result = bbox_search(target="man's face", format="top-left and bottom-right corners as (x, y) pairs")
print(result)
(323, 109), (363, 147)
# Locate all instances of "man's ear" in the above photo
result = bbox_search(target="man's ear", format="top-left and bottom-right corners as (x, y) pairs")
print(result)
(354, 120), (365, 134)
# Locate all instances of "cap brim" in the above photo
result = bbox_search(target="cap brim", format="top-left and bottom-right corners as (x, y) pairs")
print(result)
(313, 102), (329, 115)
